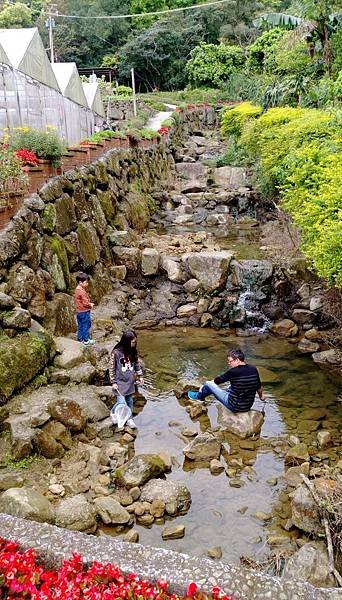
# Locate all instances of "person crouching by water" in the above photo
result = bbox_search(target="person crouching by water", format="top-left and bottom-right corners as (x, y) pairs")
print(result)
(188, 347), (265, 413)
(109, 330), (144, 430)
(74, 272), (95, 346)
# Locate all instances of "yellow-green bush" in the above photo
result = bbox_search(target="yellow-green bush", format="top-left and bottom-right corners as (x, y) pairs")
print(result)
(220, 102), (262, 138)
(233, 106), (342, 286)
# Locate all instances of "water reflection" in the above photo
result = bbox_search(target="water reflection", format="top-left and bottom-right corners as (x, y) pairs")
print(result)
(124, 328), (340, 562)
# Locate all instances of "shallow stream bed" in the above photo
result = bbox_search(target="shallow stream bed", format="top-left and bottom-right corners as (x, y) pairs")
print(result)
(104, 328), (341, 563)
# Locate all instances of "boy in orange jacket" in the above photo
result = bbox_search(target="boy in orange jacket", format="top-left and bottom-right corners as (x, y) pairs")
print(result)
(74, 273), (95, 346)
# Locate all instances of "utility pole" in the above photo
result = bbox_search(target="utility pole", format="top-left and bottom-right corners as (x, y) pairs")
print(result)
(131, 68), (137, 117)
(45, 5), (57, 63)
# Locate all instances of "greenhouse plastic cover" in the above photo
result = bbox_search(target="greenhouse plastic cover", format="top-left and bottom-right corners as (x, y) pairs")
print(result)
(83, 81), (105, 117)
(0, 39), (10, 65)
(0, 28), (60, 91)
(52, 62), (88, 107)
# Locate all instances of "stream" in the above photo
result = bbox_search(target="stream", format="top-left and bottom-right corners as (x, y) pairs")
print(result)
(101, 327), (341, 563)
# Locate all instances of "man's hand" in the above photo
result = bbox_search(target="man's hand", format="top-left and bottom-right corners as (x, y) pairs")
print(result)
(90, 303), (94, 308)
(137, 378), (144, 386)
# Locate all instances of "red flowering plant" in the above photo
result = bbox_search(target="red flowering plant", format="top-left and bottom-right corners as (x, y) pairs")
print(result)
(15, 148), (39, 165)
(0, 538), (235, 600)
(157, 127), (170, 135)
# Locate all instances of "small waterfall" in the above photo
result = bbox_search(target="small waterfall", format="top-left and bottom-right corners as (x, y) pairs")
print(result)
(236, 289), (271, 333)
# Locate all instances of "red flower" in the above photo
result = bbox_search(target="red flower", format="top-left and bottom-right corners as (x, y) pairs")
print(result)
(186, 582), (198, 596)
(15, 148), (39, 165)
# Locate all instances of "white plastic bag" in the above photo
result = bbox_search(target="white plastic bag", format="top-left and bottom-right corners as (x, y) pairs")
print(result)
(110, 403), (132, 428)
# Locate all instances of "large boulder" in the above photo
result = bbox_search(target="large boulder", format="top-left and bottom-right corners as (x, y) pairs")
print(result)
(285, 444), (310, 466)
(48, 398), (87, 431)
(213, 166), (248, 190)
(1, 307), (31, 330)
(140, 479), (191, 514)
(185, 251), (233, 291)
(94, 497), (131, 525)
(176, 162), (208, 194)
(114, 454), (168, 489)
(312, 349), (342, 378)
(183, 433), (221, 461)
(55, 494), (97, 532)
(43, 293), (77, 336)
(229, 259), (273, 289)
(271, 319), (298, 337)
(0, 331), (54, 402)
(217, 407), (264, 439)
(112, 247), (141, 276)
(53, 337), (87, 369)
(160, 257), (183, 283)
(0, 487), (55, 523)
(291, 478), (338, 536)
(283, 542), (336, 588)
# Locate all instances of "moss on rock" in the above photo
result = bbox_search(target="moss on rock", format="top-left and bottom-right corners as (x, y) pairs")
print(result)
(41, 204), (57, 233)
(77, 222), (101, 267)
(0, 331), (55, 402)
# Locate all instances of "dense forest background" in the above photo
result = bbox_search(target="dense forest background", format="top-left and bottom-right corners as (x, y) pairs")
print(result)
(0, 0), (341, 108)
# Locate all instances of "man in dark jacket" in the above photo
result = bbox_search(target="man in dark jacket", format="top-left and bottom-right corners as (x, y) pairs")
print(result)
(188, 347), (265, 413)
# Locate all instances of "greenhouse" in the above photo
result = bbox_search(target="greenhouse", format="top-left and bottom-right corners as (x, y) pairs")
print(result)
(83, 81), (105, 120)
(0, 28), (104, 145)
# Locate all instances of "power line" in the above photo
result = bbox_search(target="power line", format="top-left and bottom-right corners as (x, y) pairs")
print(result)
(47, 0), (230, 20)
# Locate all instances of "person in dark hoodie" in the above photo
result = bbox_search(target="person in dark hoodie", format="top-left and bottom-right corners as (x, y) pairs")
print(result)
(188, 347), (265, 412)
(109, 330), (144, 429)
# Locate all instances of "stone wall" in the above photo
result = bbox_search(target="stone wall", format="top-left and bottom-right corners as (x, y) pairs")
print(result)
(0, 107), (219, 402)
(0, 513), (339, 600)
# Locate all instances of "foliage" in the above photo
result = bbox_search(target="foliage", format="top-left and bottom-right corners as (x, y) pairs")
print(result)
(186, 43), (245, 88)
(220, 101), (263, 137)
(235, 105), (342, 285)
(0, 537), (235, 600)
(140, 128), (161, 139)
(270, 31), (315, 76)
(115, 85), (133, 97)
(100, 54), (120, 68)
(247, 28), (285, 71)
(0, 146), (29, 194)
(9, 127), (65, 166)
(15, 149), (39, 165)
(0, 1), (32, 28)
(330, 27), (342, 74)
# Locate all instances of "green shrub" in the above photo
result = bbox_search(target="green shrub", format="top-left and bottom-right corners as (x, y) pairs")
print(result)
(140, 128), (161, 140)
(115, 85), (133, 97)
(269, 31), (314, 77)
(10, 126), (65, 166)
(247, 28), (285, 72)
(186, 43), (245, 88)
(220, 101), (262, 138)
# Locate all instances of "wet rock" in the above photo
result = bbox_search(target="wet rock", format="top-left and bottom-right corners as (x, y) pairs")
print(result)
(185, 251), (233, 291)
(150, 499), (166, 517)
(207, 546), (222, 559)
(285, 444), (310, 466)
(283, 542), (335, 588)
(94, 497), (131, 525)
(213, 166), (248, 189)
(140, 479), (191, 514)
(124, 529), (139, 543)
(181, 427), (198, 437)
(173, 377), (202, 398)
(217, 407), (264, 439)
(183, 432), (221, 461)
(0, 487), (55, 523)
(162, 524), (185, 540)
(137, 513), (154, 526)
(312, 349), (342, 377)
(229, 259), (273, 289)
(55, 494), (97, 533)
(114, 454), (168, 489)
(298, 338), (320, 354)
(271, 319), (298, 337)
(292, 309), (315, 324)
(183, 279), (200, 293)
(284, 463), (310, 487)
(291, 478), (337, 536)
(210, 459), (224, 474)
(141, 248), (159, 276)
(53, 337), (86, 369)
(317, 430), (332, 449)
(257, 367), (280, 383)
(48, 398), (87, 432)
(0, 471), (24, 491)
(252, 511), (272, 522)
(229, 479), (245, 488)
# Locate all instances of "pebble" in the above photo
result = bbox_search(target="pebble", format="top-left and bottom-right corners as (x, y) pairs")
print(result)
(123, 529), (139, 543)
(252, 511), (272, 522)
(266, 477), (278, 486)
(162, 524), (185, 540)
(237, 506), (248, 514)
(207, 546), (222, 560)
(229, 479), (245, 488)
(48, 484), (65, 496)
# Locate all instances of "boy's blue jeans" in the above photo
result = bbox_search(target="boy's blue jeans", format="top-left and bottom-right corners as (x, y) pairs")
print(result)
(77, 310), (91, 342)
(197, 381), (238, 413)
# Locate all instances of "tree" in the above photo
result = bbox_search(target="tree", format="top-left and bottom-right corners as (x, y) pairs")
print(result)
(186, 42), (245, 87)
(254, 0), (342, 70)
(0, 2), (32, 28)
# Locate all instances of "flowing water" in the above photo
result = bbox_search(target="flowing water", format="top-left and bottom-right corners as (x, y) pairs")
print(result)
(104, 328), (341, 563)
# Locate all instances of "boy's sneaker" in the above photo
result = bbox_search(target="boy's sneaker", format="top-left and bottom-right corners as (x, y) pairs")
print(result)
(83, 339), (95, 346)
(188, 391), (201, 401)
(126, 418), (137, 429)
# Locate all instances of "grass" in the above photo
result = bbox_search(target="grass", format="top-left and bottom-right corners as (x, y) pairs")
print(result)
(3, 453), (39, 469)
(138, 88), (231, 106)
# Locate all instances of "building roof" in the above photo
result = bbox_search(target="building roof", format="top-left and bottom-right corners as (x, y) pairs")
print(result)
(82, 81), (105, 117)
(51, 62), (88, 107)
(0, 27), (60, 90)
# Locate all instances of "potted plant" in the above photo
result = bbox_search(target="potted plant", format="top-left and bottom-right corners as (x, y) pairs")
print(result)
(9, 126), (66, 172)
(0, 146), (29, 211)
